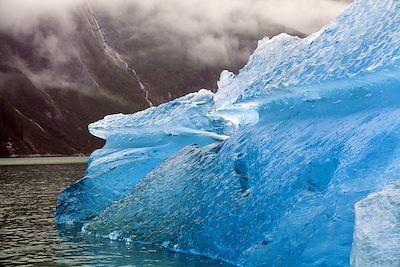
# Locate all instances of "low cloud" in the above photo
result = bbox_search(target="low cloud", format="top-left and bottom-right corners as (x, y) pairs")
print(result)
(0, 0), (80, 33)
(0, 0), (352, 67)
(96, 0), (351, 65)
(0, 0), (350, 33)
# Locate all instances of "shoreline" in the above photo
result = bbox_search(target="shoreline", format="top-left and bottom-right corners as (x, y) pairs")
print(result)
(0, 157), (89, 166)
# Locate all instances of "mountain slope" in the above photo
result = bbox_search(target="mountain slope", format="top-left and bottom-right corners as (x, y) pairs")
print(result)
(0, 5), (304, 156)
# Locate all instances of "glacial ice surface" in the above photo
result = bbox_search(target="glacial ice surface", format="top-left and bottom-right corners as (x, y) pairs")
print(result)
(351, 181), (400, 267)
(57, 0), (400, 266)
(56, 91), (232, 223)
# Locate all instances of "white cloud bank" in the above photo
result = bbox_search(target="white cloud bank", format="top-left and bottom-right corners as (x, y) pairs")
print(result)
(0, 0), (352, 66)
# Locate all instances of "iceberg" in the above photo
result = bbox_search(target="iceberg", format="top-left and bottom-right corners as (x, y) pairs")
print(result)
(56, 90), (232, 223)
(57, 0), (400, 266)
(351, 181), (400, 267)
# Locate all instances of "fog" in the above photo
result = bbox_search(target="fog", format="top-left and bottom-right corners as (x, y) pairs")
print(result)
(0, 0), (352, 66)
(0, 0), (350, 33)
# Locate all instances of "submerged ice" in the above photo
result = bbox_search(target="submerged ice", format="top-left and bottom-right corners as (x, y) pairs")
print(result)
(57, 0), (400, 266)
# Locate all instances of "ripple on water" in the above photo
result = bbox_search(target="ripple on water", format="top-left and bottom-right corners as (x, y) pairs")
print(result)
(0, 164), (231, 266)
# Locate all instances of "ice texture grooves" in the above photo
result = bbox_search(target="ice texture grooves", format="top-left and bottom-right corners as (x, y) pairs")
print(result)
(56, 91), (232, 223)
(56, 0), (400, 266)
(351, 181), (400, 267)
(214, 0), (400, 110)
(83, 78), (400, 266)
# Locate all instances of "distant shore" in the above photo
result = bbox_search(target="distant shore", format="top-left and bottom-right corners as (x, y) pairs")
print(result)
(0, 157), (89, 166)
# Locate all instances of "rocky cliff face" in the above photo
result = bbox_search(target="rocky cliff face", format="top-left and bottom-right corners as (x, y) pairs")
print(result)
(0, 5), (303, 156)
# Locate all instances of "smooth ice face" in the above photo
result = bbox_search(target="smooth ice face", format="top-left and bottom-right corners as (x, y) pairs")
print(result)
(351, 181), (400, 267)
(57, 0), (400, 265)
(56, 91), (233, 223)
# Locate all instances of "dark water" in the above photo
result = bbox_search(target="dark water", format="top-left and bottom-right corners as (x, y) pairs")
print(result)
(0, 164), (231, 266)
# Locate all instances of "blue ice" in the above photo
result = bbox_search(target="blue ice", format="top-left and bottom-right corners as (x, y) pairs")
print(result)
(57, 0), (400, 265)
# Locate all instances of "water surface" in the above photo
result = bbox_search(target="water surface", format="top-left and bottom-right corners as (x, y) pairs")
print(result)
(0, 157), (89, 166)
(0, 163), (231, 266)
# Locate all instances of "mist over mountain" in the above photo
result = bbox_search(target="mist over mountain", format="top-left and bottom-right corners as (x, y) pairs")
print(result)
(0, 0), (350, 156)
